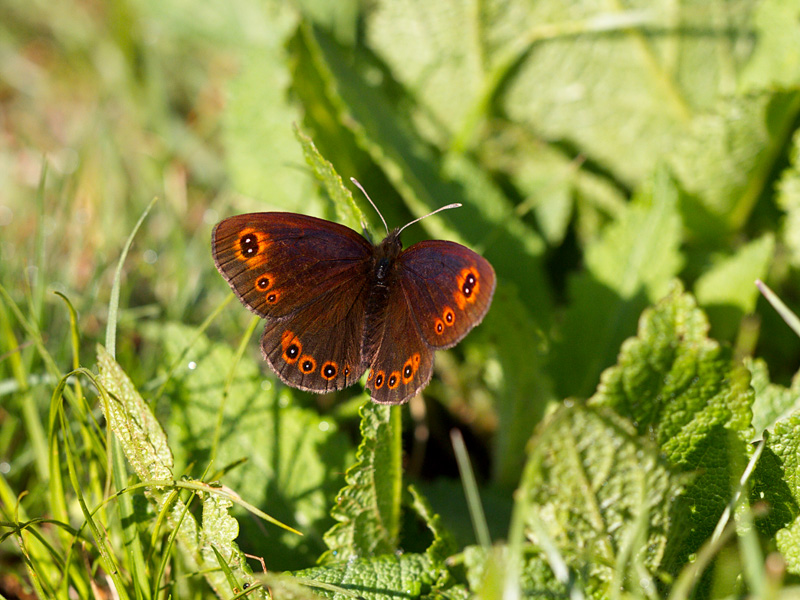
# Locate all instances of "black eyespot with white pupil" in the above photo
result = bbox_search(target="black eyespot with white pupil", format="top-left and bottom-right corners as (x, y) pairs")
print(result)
(375, 374), (384, 386)
(388, 374), (397, 387)
(462, 273), (476, 297)
(404, 365), (413, 378)
(240, 234), (259, 257)
(286, 344), (299, 359)
(302, 360), (314, 372)
(257, 276), (270, 290)
(324, 364), (336, 378)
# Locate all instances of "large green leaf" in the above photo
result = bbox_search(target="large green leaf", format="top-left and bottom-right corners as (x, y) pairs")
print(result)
(518, 403), (685, 597)
(589, 284), (753, 571)
(321, 402), (402, 563)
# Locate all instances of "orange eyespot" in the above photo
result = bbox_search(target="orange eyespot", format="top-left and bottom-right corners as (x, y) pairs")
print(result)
(266, 290), (280, 304)
(402, 359), (414, 384)
(388, 372), (400, 389)
(235, 228), (269, 266)
(455, 267), (480, 305)
(281, 331), (301, 364)
(321, 361), (338, 380)
(443, 306), (455, 326)
(299, 355), (316, 374)
(434, 318), (445, 335)
(374, 371), (386, 389)
(255, 273), (274, 292)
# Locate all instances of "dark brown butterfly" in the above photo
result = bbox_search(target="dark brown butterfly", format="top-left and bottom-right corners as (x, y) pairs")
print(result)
(212, 188), (495, 404)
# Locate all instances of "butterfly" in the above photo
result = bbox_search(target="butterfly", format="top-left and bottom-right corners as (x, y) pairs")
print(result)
(212, 184), (495, 404)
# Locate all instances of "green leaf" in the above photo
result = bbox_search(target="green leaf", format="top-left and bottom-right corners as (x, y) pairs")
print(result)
(461, 545), (564, 599)
(96, 346), (268, 597)
(481, 285), (554, 486)
(694, 233), (774, 340)
(146, 322), (353, 570)
(296, 125), (365, 232)
(588, 283), (754, 571)
(777, 129), (800, 269)
(751, 412), (800, 573)
(222, 6), (328, 215)
(517, 403), (685, 596)
(551, 167), (683, 398)
(321, 402), (402, 563)
(749, 358), (800, 436)
(668, 93), (800, 232)
(406, 485), (457, 565)
(740, 0), (800, 90)
(499, 5), (751, 186)
(293, 553), (444, 600)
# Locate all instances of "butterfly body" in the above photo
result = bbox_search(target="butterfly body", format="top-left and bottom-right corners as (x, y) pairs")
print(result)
(213, 212), (494, 404)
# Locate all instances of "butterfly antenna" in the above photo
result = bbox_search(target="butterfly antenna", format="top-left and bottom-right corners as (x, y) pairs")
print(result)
(351, 178), (389, 235)
(397, 203), (462, 236)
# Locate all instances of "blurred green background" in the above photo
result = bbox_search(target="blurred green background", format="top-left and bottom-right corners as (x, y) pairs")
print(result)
(2, 0), (800, 593)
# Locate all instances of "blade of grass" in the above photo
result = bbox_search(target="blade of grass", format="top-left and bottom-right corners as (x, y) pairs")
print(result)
(105, 197), (157, 357)
(756, 279), (800, 338)
(103, 197), (158, 599)
(450, 429), (491, 549)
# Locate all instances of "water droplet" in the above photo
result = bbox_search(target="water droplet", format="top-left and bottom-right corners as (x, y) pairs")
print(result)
(188, 361), (197, 370)
(0, 462), (10, 474)
(318, 421), (330, 432)
(143, 249), (158, 264)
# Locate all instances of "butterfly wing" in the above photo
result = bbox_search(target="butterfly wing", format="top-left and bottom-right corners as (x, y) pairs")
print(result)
(397, 240), (495, 348)
(366, 240), (495, 404)
(212, 212), (373, 392)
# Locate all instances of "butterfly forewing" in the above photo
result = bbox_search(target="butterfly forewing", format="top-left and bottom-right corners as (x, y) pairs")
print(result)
(212, 213), (373, 318)
(396, 240), (496, 348)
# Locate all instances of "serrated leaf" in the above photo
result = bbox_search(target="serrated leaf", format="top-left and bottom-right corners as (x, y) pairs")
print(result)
(752, 411), (800, 573)
(406, 485), (457, 565)
(588, 283), (754, 572)
(295, 126), (365, 231)
(293, 553), (445, 600)
(146, 322), (353, 570)
(694, 233), (774, 340)
(499, 4), (754, 187)
(551, 167), (683, 398)
(97, 345), (174, 481)
(518, 403), (684, 596)
(321, 402), (402, 563)
(96, 346), (267, 597)
(749, 359), (800, 436)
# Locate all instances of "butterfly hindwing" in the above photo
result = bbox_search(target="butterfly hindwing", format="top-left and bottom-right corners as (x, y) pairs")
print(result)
(260, 279), (371, 393)
(364, 281), (434, 405)
(396, 240), (496, 348)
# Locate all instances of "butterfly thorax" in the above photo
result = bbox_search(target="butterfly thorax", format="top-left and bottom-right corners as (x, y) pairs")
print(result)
(372, 229), (403, 286)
